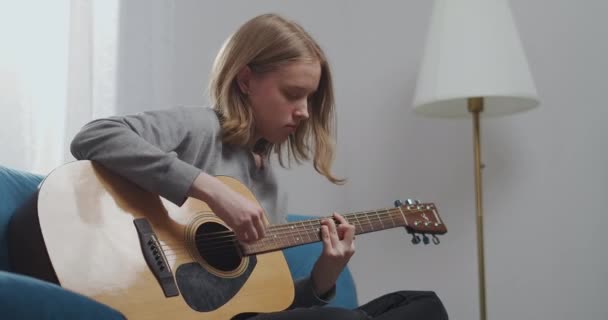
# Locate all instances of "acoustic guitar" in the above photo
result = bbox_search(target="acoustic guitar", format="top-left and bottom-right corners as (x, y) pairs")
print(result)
(9, 160), (447, 319)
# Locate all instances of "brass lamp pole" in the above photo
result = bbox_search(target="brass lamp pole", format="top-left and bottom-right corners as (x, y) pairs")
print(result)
(468, 97), (486, 320)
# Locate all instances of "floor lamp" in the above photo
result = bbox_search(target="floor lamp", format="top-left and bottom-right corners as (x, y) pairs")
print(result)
(411, 1), (540, 319)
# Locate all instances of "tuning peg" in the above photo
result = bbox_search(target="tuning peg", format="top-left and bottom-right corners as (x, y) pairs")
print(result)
(422, 234), (430, 245)
(406, 199), (419, 205)
(394, 200), (403, 207)
(411, 233), (421, 245)
(432, 235), (440, 245)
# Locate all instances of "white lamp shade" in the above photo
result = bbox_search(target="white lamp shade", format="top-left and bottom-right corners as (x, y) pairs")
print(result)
(413, 0), (540, 118)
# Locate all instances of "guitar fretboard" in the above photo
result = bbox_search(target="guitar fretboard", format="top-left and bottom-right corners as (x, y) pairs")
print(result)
(241, 206), (433, 256)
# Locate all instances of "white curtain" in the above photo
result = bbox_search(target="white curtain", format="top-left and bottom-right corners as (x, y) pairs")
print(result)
(0, 0), (118, 174)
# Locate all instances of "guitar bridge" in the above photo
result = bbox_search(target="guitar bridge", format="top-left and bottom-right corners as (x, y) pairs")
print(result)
(133, 218), (179, 297)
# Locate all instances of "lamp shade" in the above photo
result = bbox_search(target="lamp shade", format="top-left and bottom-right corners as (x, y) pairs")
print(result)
(413, 0), (539, 118)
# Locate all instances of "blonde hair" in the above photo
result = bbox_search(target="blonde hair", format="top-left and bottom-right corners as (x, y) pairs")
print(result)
(209, 13), (344, 185)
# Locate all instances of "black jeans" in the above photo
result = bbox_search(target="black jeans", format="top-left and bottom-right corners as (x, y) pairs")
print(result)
(248, 291), (448, 320)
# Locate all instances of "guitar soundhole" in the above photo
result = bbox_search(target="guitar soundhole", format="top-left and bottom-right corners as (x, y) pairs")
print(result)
(195, 222), (242, 272)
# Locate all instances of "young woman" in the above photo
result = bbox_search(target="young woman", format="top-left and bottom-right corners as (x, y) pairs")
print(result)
(71, 13), (448, 320)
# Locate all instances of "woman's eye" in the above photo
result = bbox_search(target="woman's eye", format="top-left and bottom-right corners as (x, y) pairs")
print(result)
(285, 92), (301, 100)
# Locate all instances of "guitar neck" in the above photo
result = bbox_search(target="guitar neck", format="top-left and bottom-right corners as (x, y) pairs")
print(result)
(241, 204), (442, 256)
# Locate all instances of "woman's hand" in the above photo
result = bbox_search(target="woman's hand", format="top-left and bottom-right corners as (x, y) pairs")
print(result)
(189, 172), (266, 243)
(311, 212), (356, 297)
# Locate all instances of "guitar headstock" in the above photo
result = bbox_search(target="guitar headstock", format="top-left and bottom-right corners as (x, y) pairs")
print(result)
(395, 199), (447, 245)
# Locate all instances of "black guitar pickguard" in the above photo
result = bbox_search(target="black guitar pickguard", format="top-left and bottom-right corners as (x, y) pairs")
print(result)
(175, 258), (257, 312)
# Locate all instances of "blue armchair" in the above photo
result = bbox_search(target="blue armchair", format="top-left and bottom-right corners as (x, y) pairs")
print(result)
(0, 165), (357, 319)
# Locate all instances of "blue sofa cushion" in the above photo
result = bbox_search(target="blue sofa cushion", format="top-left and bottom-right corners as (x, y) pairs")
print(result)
(0, 166), (44, 271)
(0, 270), (124, 319)
(284, 214), (358, 309)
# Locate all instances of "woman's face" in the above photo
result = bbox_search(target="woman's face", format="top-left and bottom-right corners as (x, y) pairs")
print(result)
(241, 60), (321, 145)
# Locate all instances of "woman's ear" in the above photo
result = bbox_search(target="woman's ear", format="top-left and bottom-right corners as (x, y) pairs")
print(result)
(236, 65), (252, 95)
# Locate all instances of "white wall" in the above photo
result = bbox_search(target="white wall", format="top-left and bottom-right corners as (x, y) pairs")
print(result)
(115, 1), (608, 319)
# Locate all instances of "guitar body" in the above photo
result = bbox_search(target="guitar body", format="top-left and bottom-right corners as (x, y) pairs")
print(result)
(9, 161), (294, 319)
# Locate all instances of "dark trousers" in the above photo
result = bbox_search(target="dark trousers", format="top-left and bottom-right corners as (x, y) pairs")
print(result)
(249, 291), (448, 320)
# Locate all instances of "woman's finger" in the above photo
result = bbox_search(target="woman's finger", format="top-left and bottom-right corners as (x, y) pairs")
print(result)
(332, 212), (348, 225)
(238, 224), (257, 243)
(253, 214), (266, 240)
(339, 223), (356, 245)
(333, 212), (355, 242)
(320, 225), (332, 254)
(323, 218), (340, 248)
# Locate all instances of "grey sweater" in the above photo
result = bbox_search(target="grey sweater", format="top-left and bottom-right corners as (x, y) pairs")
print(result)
(70, 106), (334, 309)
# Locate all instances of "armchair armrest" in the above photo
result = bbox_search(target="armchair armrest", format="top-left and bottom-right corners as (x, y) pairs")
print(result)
(0, 271), (124, 320)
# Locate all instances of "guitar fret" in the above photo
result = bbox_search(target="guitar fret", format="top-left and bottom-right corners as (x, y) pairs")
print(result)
(296, 224), (303, 245)
(280, 233), (287, 249)
(392, 209), (398, 226)
(308, 220), (319, 242)
(376, 212), (384, 230)
(305, 227), (316, 243)
(375, 210), (385, 229)
(282, 231), (290, 248)
(366, 213), (373, 231)
(290, 224), (299, 245)
(271, 228), (281, 250)
(384, 209), (396, 228)
(359, 213), (370, 233)
(305, 223), (312, 242)
(260, 239), (268, 253)
(361, 212), (368, 230)
(314, 219), (322, 241)
(351, 214), (361, 234)
(289, 226), (297, 246)
(260, 240), (268, 253)
(302, 222), (309, 243)
(365, 213), (374, 231)
(293, 222), (304, 244)
(397, 206), (408, 226)
(296, 222), (306, 244)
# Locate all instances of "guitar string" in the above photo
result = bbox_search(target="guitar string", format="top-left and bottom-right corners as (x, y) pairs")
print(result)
(159, 209), (435, 255)
(160, 210), (413, 251)
(165, 207), (432, 248)
(160, 220), (394, 258)
(160, 211), (438, 258)
(191, 207), (430, 240)
(159, 214), (405, 259)
(166, 207), (430, 248)
(183, 220), (405, 257)
(197, 212), (406, 248)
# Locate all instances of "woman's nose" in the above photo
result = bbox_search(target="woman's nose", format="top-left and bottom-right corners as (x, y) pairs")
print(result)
(294, 101), (309, 120)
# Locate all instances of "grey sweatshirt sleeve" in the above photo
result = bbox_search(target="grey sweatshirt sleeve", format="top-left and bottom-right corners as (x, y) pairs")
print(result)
(70, 107), (212, 206)
(290, 275), (336, 308)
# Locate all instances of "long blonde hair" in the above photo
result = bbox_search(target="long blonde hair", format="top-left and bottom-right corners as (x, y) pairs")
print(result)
(209, 13), (344, 185)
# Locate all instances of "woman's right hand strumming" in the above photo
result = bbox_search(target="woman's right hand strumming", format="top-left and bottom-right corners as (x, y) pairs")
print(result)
(188, 172), (266, 243)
